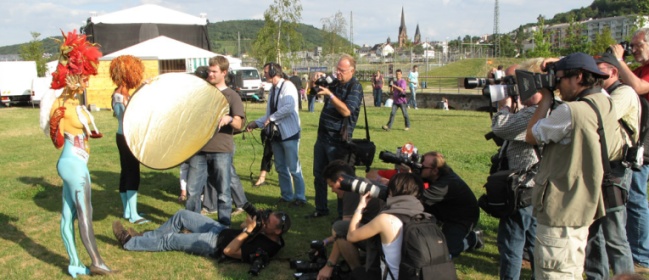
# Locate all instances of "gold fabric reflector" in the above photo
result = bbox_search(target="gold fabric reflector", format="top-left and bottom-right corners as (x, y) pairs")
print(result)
(123, 73), (229, 169)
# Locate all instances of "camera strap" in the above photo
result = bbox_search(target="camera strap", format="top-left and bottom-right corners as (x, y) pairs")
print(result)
(583, 98), (613, 174)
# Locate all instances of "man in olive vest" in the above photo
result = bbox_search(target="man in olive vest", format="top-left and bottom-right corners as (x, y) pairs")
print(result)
(525, 53), (626, 279)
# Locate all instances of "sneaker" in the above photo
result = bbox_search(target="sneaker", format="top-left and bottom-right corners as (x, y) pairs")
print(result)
(473, 230), (484, 250)
(232, 208), (245, 215)
(635, 263), (649, 274)
(112, 221), (132, 248)
(304, 211), (329, 219)
(404, 127), (410, 131)
(382, 125), (390, 131)
(414, 107), (418, 110)
(290, 200), (307, 208)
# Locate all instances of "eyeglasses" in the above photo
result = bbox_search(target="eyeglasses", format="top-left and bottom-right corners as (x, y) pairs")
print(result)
(336, 68), (351, 74)
(555, 75), (568, 84)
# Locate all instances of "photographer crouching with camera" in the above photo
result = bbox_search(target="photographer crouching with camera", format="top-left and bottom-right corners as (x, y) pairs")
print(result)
(310, 54), (364, 219)
(489, 60), (544, 279)
(313, 160), (385, 280)
(112, 205), (290, 274)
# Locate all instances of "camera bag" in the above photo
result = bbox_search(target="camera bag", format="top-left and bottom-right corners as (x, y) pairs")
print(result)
(479, 161), (538, 219)
(583, 98), (631, 211)
(338, 82), (376, 172)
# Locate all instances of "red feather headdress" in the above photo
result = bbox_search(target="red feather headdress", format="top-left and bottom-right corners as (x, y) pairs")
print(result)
(51, 30), (102, 90)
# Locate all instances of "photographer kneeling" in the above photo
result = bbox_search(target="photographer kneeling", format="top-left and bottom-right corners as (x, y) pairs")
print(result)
(317, 160), (384, 280)
(112, 208), (289, 264)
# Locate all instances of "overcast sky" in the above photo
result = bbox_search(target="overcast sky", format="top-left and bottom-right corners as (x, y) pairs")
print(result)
(0, 0), (594, 48)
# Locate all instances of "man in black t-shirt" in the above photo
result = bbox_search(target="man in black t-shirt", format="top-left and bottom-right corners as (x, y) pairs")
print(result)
(113, 209), (290, 263)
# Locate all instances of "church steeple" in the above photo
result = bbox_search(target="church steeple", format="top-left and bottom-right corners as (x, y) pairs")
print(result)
(398, 7), (408, 48)
(414, 24), (421, 44)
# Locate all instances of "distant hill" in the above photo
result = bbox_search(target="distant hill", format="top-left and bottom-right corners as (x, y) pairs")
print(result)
(546, 0), (647, 24)
(0, 20), (350, 58)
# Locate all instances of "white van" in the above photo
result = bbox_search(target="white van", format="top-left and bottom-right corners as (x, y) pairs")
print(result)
(0, 61), (37, 106)
(229, 66), (264, 101)
(31, 77), (51, 106)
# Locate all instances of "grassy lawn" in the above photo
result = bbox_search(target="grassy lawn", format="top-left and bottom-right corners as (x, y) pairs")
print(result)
(0, 100), (530, 279)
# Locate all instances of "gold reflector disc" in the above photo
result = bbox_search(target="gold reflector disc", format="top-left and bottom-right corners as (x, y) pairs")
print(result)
(123, 73), (229, 169)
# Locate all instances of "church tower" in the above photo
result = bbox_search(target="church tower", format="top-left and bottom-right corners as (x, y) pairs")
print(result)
(398, 7), (408, 48)
(414, 24), (421, 44)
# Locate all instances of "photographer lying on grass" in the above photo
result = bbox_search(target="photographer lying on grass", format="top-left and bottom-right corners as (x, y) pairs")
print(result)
(112, 208), (289, 263)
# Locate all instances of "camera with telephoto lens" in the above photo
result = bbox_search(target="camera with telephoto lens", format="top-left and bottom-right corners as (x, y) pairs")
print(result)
(242, 202), (271, 236)
(314, 74), (339, 89)
(248, 248), (270, 276)
(379, 150), (423, 175)
(606, 41), (633, 58)
(289, 240), (327, 273)
(338, 174), (388, 201)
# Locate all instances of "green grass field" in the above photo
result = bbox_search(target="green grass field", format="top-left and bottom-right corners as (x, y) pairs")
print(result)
(0, 101), (530, 279)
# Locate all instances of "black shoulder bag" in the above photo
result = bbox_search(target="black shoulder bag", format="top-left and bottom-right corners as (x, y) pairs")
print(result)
(584, 98), (632, 211)
(338, 82), (376, 172)
(263, 83), (283, 141)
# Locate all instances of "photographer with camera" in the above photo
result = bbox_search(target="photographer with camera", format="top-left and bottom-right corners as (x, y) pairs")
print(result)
(314, 160), (384, 280)
(310, 54), (364, 219)
(347, 173), (428, 279)
(610, 28), (649, 274)
(490, 61), (543, 279)
(112, 208), (290, 266)
(526, 52), (626, 279)
(381, 69), (411, 131)
(366, 143), (419, 185)
(419, 151), (482, 258)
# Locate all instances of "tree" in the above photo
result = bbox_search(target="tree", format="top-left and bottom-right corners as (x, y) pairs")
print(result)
(560, 15), (591, 55)
(527, 16), (555, 58)
(19, 32), (47, 77)
(515, 25), (529, 57)
(499, 34), (517, 57)
(321, 11), (348, 55)
(589, 27), (616, 55)
(413, 44), (424, 55)
(251, 0), (303, 65)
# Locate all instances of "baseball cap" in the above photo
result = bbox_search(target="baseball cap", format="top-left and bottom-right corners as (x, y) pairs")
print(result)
(554, 52), (610, 79)
(594, 52), (622, 70)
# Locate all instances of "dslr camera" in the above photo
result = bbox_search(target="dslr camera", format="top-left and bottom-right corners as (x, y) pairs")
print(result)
(379, 150), (423, 175)
(248, 248), (270, 276)
(314, 74), (339, 90)
(289, 240), (328, 273)
(606, 41), (633, 58)
(242, 202), (271, 236)
(338, 174), (388, 201)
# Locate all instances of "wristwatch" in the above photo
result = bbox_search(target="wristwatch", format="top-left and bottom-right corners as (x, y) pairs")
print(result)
(242, 228), (251, 235)
(326, 260), (335, 267)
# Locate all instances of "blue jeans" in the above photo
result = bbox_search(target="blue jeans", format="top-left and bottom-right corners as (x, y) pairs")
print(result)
(497, 205), (536, 280)
(186, 152), (232, 226)
(628, 164), (649, 267)
(308, 95), (316, 112)
(272, 138), (306, 202)
(313, 137), (348, 214)
(585, 208), (634, 279)
(124, 210), (227, 255)
(230, 162), (247, 208)
(443, 222), (476, 258)
(408, 84), (417, 108)
(373, 88), (382, 107)
(386, 103), (410, 129)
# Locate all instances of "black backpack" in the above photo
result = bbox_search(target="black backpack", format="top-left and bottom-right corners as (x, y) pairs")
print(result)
(386, 213), (457, 280)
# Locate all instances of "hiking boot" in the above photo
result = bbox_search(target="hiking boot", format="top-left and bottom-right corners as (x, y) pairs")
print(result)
(127, 227), (142, 237)
(290, 200), (307, 208)
(473, 230), (484, 250)
(112, 221), (132, 248)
